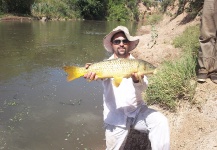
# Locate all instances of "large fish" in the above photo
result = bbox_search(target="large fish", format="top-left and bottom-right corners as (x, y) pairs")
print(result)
(63, 58), (156, 87)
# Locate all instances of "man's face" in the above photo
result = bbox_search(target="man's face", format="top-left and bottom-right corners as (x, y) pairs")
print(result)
(111, 32), (130, 58)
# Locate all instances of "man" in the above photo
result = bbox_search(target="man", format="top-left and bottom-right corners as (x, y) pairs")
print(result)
(197, 0), (217, 84)
(84, 26), (170, 150)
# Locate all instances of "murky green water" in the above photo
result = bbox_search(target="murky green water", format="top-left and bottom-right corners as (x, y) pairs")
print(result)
(0, 20), (138, 150)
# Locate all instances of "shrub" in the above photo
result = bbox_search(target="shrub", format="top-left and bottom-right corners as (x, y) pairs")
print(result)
(73, 0), (105, 20)
(160, 0), (175, 12)
(107, 3), (129, 21)
(106, 0), (140, 21)
(146, 13), (163, 25)
(145, 25), (200, 110)
(31, 0), (76, 19)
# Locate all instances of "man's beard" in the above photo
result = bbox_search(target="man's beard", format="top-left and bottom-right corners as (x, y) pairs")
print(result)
(117, 48), (127, 56)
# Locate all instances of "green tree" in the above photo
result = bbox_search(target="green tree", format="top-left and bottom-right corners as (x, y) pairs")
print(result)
(3, 0), (34, 14)
(72, 0), (106, 20)
(107, 0), (129, 21)
(106, 0), (140, 21)
(0, 0), (2, 13)
(126, 0), (140, 21)
(31, 0), (76, 19)
(0, 0), (8, 13)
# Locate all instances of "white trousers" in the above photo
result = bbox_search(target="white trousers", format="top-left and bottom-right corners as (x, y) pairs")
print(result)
(105, 106), (170, 150)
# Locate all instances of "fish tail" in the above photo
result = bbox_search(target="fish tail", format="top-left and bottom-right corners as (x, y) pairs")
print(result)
(63, 66), (86, 81)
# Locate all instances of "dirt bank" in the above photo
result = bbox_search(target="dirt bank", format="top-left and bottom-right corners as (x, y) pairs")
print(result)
(128, 10), (217, 150)
(0, 15), (32, 22)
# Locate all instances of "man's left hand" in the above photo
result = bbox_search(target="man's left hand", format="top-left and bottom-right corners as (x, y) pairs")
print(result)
(131, 73), (144, 83)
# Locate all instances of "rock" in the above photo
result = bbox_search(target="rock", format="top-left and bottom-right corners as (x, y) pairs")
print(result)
(41, 17), (47, 22)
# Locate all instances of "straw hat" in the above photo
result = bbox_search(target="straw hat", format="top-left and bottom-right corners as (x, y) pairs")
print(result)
(103, 26), (140, 53)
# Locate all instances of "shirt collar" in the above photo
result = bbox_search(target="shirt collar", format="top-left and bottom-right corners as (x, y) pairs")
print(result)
(109, 54), (135, 60)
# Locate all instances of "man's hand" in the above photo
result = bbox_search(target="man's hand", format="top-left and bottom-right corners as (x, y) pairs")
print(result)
(131, 73), (144, 83)
(83, 63), (98, 81)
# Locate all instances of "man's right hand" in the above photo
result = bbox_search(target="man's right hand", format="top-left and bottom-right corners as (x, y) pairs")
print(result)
(83, 63), (98, 81)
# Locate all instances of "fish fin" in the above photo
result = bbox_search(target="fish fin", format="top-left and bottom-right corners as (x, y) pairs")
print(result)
(63, 66), (85, 81)
(113, 77), (123, 87)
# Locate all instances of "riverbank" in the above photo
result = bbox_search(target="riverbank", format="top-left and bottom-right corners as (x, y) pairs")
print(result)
(1, 10), (216, 149)
(130, 9), (217, 150)
(0, 14), (33, 21)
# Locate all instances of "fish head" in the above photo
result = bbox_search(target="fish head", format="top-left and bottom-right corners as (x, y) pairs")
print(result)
(138, 60), (156, 75)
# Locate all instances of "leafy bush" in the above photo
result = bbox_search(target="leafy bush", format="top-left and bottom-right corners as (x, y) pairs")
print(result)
(73, 0), (105, 20)
(142, 0), (158, 8)
(31, 0), (107, 20)
(146, 13), (163, 25)
(107, 0), (140, 21)
(0, 0), (204, 22)
(160, 0), (175, 12)
(142, 0), (153, 8)
(31, 0), (76, 19)
(145, 53), (197, 110)
(185, 0), (203, 19)
(107, 3), (129, 21)
(126, 0), (140, 21)
(0, 1), (2, 13)
(145, 25), (200, 110)
(159, 0), (203, 20)
(173, 25), (200, 56)
(0, 0), (34, 14)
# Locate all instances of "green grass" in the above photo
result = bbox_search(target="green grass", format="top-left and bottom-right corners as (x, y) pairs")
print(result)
(146, 13), (163, 25)
(173, 25), (200, 55)
(144, 25), (200, 111)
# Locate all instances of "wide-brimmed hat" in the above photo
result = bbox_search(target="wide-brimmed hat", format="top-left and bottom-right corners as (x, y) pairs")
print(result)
(103, 26), (140, 53)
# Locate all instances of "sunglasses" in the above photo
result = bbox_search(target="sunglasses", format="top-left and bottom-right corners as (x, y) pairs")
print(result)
(112, 39), (129, 45)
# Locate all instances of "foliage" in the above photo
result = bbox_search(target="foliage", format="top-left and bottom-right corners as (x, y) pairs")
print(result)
(106, 0), (140, 21)
(176, 0), (186, 15)
(176, 0), (203, 17)
(0, 0), (34, 14)
(145, 25), (200, 110)
(142, 0), (158, 8)
(1, 0), (107, 20)
(142, 0), (152, 8)
(31, 0), (76, 19)
(0, 0), (205, 21)
(72, 0), (106, 20)
(0, 0), (3, 13)
(107, 2), (129, 21)
(160, 0), (203, 19)
(185, 0), (204, 18)
(146, 13), (163, 25)
(173, 25), (200, 56)
(126, 0), (140, 21)
(160, 0), (175, 12)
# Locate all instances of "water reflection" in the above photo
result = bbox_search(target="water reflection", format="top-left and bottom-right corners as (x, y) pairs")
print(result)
(0, 20), (138, 149)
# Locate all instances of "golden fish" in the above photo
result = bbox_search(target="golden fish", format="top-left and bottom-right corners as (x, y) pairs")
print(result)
(63, 58), (156, 87)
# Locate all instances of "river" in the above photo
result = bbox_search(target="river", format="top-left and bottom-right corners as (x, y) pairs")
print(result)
(0, 20), (139, 150)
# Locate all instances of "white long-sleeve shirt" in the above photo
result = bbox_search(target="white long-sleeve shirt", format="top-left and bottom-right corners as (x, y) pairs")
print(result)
(102, 54), (148, 127)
